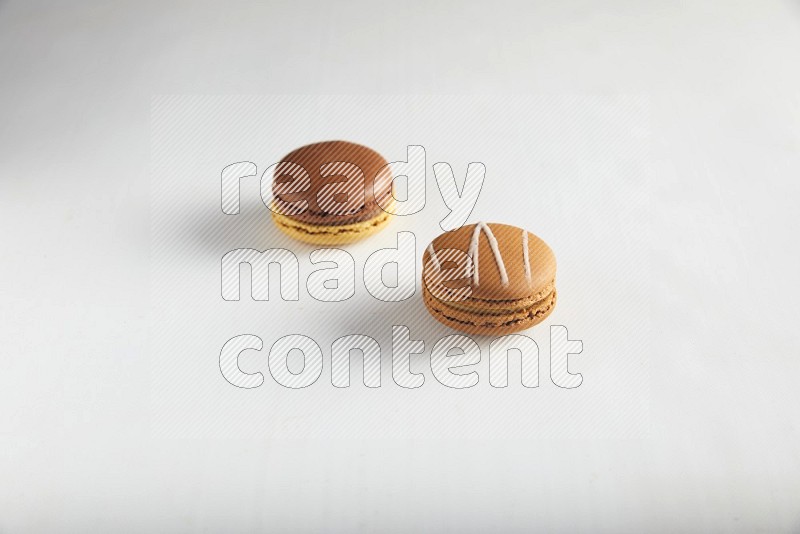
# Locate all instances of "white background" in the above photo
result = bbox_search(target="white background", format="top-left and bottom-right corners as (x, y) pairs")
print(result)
(150, 94), (650, 441)
(1, 1), (799, 532)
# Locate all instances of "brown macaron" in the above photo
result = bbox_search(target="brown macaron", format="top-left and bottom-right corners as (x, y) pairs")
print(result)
(270, 140), (394, 244)
(422, 222), (557, 335)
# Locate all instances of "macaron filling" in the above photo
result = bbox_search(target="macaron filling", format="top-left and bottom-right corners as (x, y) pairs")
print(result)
(423, 284), (557, 330)
(271, 193), (392, 226)
(272, 207), (393, 237)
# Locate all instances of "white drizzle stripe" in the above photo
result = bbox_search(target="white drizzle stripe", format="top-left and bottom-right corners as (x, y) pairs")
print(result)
(469, 222), (509, 287)
(469, 223), (482, 285)
(427, 243), (441, 271)
(522, 229), (531, 285)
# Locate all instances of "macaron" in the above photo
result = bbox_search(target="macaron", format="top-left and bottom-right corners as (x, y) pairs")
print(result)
(422, 222), (557, 335)
(270, 140), (394, 244)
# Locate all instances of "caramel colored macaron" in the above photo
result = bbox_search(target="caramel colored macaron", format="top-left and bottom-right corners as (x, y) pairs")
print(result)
(270, 141), (394, 244)
(422, 222), (557, 335)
